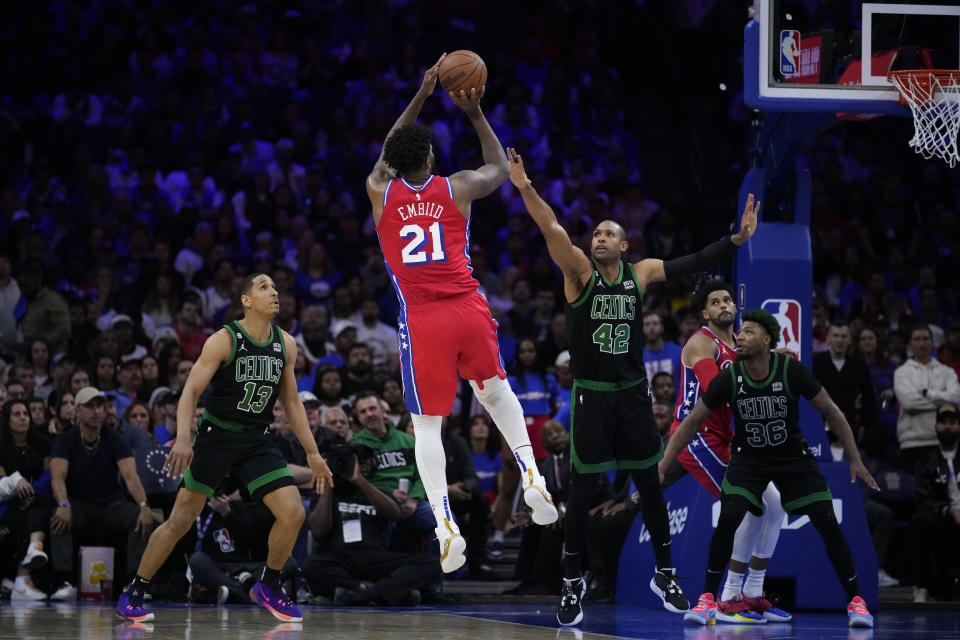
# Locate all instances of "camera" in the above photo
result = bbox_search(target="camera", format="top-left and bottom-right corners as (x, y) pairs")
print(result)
(323, 443), (375, 482)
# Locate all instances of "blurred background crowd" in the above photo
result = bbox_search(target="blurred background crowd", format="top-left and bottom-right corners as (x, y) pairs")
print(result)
(0, 0), (958, 606)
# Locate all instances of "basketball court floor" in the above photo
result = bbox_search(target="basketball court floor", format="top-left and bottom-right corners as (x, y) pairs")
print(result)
(1, 602), (957, 640)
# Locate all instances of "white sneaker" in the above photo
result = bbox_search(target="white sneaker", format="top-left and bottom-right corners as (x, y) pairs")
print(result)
(11, 577), (47, 601)
(913, 586), (929, 603)
(435, 518), (467, 573)
(877, 568), (899, 587)
(21, 542), (48, 570)
(216, 585), (229, 604)
(50, 582), (77, 601)
(523, 469), (558, 525)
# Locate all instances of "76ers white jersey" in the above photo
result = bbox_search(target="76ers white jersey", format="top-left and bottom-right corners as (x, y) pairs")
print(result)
(673, 326), (737, 441)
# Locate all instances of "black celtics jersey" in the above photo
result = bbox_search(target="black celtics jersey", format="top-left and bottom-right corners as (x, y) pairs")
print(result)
(565, 259), (645, 384)
(203, 321), (287, 430)
(702, 351), (822, 458)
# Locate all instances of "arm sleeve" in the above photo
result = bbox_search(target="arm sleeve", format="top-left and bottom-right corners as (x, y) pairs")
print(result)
(693, 359), (721, 391)
(701, 369), (732, 411)
(787, 358), (823, 400)
(662, 236), (738, 280)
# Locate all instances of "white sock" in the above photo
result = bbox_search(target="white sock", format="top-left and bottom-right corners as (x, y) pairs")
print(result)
(492, 530), (504, 543)
(469, 377), (538, 474)
(721, 570), (745, 601)
(411, 414), (455, 531)
(743, 568), (766, 598)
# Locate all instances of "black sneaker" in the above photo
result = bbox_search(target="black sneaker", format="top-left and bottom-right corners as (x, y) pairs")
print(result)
(557, 577), (587, 626)
(649, 570), (689, 613)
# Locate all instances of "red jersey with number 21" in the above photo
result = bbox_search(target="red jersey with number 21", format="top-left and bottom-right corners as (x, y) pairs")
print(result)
(376, 176), (477, 305)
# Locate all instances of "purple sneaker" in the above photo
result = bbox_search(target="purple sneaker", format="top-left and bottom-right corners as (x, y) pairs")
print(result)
(250, 581), (303, 623)
(116, 591), (155, 622)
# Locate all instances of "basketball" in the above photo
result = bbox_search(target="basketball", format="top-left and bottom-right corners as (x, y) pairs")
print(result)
(439, 50), (487, 95)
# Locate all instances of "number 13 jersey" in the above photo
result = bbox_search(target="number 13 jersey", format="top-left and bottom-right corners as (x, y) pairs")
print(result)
(377, 176), (479, 305)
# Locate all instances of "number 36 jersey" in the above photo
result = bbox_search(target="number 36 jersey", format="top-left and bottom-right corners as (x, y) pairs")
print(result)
(565, 259), (647, 384)
(701, 351), (823, 458)
(377, 176), (479, 305)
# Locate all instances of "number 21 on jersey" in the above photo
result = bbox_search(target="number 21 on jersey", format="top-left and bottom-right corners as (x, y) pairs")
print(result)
(400, 222), (447, 265)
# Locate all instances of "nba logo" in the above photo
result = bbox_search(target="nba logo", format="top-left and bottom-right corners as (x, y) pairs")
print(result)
(761, 299), (801, 356)
(780, 30), (801, 76)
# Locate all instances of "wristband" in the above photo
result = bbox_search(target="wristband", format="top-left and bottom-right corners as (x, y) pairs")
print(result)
(139, 501), (150, 509)
(59, 503), (71, 509)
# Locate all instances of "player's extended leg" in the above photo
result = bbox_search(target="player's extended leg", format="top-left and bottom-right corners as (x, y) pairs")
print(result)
(740, 483), (792, 621)
(116, 487), (207, 622)
(801, 500), (874, 628)
(252, 485), (306, 622)
(410, 413), (467, 573)
(469, 376), (557, 525)
(558, 468), (600, 626)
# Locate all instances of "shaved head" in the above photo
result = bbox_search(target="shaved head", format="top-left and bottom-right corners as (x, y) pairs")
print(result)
(595, 220), (626, 241)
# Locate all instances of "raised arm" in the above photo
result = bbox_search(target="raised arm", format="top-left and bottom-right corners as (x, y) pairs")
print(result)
(633, 194), (760, 290)
(508, 148), (592, 302)
(448, 88), (510, 207)
(808, 388), (879, 490)
(366, 54), (445, 203)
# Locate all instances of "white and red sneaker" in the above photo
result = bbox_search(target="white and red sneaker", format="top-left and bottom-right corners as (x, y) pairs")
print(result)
(847, 596), (874, 628)
(684, 593), (717, 625)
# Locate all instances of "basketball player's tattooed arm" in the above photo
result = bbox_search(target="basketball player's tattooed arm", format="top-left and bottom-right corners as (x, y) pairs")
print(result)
(809, 389), (880, 491)
(507, 147), (592, 303)
(449, 87), (510, 206)
(659, 398), (713, 484)
(280, 333), (334, 494)
(366, 54), (446, 199)
(165, 328), (234, 478)
(632, 194), (761, 290)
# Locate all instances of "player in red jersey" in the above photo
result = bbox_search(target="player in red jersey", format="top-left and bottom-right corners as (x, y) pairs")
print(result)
(669, 280), (790, 623)
(365, 55), (557, 573)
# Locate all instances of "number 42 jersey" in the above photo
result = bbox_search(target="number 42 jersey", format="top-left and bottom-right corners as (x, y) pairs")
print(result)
(377, 176), (479, 305)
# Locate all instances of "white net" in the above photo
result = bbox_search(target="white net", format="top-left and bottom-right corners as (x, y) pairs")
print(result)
(889, 71), (960, 168)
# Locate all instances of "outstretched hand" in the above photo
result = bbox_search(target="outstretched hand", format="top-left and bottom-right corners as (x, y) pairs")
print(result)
(418, 53), (446, 97)
(731, 193), (760, 246)
(507, 147), (530, 189)
(448, 86), (485, 113)
(307, 452), (334, 494)
(850, 458), (880, 491)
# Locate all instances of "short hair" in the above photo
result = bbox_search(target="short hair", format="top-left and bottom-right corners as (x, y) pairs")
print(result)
(382, 124), (432, 175)
(741, 308), (781, 348)
(353, 389), (380, 407)
(909, 324), (933, 341)
(696, 280), (735, 313)
(828, 320), (850, 332)
(10, 362), (33, 380)
(235, 272), (266, 306)
(651, 371), (673, 385)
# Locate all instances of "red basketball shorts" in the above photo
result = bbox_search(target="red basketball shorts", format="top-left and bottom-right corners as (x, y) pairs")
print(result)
(398, 290), (506, 416)
(670, 418), (732, 498)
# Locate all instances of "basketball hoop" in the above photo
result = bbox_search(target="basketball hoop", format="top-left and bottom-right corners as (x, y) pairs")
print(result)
(888, 70), (960, 167)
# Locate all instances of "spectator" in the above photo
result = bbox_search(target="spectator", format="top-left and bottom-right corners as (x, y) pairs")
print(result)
(109, 356), (144, 415)
(858, 327), (899, 456)
(552, 350), (573, 412)
(0, 399), (53, 600)
(937, 320), (960, 383)
(26, 396), (46, 432)
(27, 338), (53, 400)
(68, 369), (91, 396)
(295, 305), (333, 373)
(140, 355), (160, 398)
(17, 267), (71, 355)
(295, 243), (341, 307)
(650, 371), (676, 406)
(467, 414), (502, 506)
(537, 313), (569, 372)
(49, 387), (154, 600)
(339, 343), (379, 400)
(314, 321), (358, 371)
(642, 311), (682, 386)
(121, 401), (156, 446)
(894, 326), (960, 470)
(156, 342), (184, 389)
(303, 443), (438, 606)
(285, 391), (344, 465)
(9, 363), (37, 400)
(441, 418), (492, 579)
(202, 259), (236, 323)
(322, 407), (352, 441)
(381, 379), (406, 426)
(652, 400), (673, 436)
(171, 359), (195, 392)
(171, 299), (207, 360)
(909, 404), (960, 602)
(356, 299), (399, 370)
(508, 338), (561, 460)
(94, 356), (118, 392)
(0, 251), (19, 360)
(46, 391), (76, 436)
(149, 389), (179, 445)
(813, 322), (882, 457)
(313, 366), (350, 419)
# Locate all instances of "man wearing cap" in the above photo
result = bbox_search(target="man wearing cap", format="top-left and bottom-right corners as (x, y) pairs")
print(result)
(286, 391), (344, 462)
(894, 325), (960, 471)
(313, 320), (357, 371)
(111, 314), (148, 363)
(149, 387), (178, 445)
(49, 387), (154, 601)
(909, 404), (960, 602)
(108, 355), (143, 416)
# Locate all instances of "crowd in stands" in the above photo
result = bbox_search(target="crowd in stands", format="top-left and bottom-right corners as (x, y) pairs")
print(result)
(0, 0), (958, 605)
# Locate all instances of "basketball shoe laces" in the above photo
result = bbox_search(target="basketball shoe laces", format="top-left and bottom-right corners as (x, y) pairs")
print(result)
(849, 597), (870, 617)
(560, 579), (583, 609)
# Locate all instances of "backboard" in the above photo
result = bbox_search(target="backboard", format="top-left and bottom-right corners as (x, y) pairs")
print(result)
(747, 1), (960, 116)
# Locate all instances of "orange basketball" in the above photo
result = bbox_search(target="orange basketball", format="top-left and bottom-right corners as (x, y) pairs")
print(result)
(438, 50), (487, 95)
